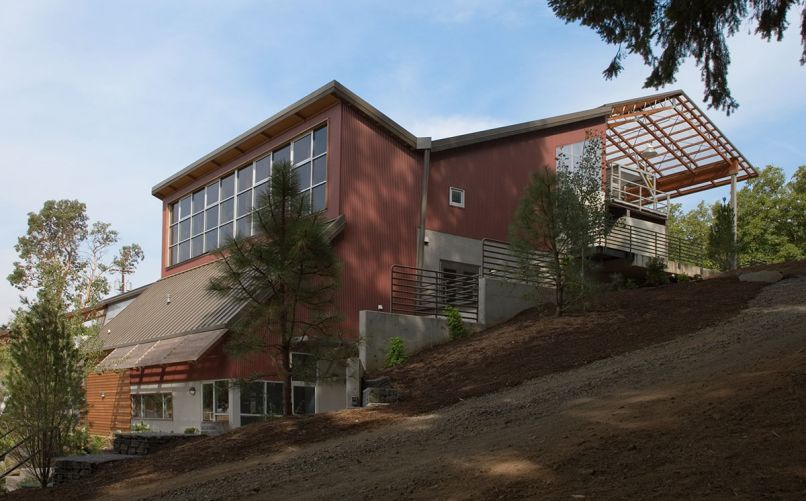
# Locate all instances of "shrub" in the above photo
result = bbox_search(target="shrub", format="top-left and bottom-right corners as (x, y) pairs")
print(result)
(645, 257), (669, 286)
(676, 273), (691, 283)
(131, 421), (150, 433)
(444, 306), (468, 340)
(184, 427), (199, 435)
(385, 336), (407, 368)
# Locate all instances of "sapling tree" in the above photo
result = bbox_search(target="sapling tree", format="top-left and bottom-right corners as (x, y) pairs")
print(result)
(209, 161), (346, 416)
(4, 295), (85, 488)
(509, 133), (611, 315)
(708, 200), (738, 271)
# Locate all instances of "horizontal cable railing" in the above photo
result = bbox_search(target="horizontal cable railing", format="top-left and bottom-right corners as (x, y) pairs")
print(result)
(601, 221), (703, 266)
(481, 238), (556, 286)
(390, 265), (479, 322)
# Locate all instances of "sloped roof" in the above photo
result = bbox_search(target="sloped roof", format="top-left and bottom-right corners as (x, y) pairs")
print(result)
(98, 214), (346, 351)
(98, 261), (244, 350)
(151, 81), (417, 199)
(95, 329), (226, 371)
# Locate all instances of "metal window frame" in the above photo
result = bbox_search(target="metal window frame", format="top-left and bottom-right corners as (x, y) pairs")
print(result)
(168, 124), (328, 266)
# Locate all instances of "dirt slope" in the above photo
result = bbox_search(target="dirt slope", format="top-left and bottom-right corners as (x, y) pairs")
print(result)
(149, 276), (806, 500)
(10, 263), (806, 500)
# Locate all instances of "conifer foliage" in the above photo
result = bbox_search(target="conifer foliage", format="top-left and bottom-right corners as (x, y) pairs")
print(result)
(209, 161), (344, 416)
(4, 295), (86, 488)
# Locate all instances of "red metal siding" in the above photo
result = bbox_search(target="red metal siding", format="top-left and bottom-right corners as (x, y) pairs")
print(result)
(334, 104), (422, 333)
(427, 119), (606, 241)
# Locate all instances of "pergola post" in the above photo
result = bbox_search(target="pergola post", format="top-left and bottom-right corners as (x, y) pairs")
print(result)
(729, 158), (739, 270)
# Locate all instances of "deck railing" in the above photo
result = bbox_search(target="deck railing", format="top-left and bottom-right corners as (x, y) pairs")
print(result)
(390, 265), (479, 322)
(608, 164), (671, 216)
(480, 238), (555, 286)
(601, 220), (703, 266)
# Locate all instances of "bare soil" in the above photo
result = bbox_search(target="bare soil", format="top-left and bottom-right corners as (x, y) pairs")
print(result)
(9, 261), (806, 500)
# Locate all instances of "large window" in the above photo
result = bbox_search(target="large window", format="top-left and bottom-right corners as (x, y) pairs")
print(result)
(131, 393), (173, 420)
(169, 125), (328, 266)
(239, 381), (284, 425)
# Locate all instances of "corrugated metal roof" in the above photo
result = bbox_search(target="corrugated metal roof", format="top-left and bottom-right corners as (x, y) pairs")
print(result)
(95, 329), (226, 371)
(98, 214), (346, 351)
(98, 261), (243, 350)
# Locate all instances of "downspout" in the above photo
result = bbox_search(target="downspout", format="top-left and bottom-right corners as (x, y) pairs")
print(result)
(416, 137), (432, 269)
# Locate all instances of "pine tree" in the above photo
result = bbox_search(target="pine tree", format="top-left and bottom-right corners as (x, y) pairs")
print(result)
(209, 161), (344, 416)
(4, 295), (86, 487)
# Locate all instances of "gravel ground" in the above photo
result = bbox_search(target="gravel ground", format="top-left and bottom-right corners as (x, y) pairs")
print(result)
(113, 277), (806, 501)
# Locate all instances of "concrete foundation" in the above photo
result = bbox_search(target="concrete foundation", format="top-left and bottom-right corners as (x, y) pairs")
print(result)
(360, 310), (452, 372)
(479, 277), (551, 326)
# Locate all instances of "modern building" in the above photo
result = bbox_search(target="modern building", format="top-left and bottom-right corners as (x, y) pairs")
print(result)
(85, 81), (756, 435)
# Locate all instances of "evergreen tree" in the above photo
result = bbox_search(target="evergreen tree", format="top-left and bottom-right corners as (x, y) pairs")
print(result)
(4, 295), (85, 488)
(209, 161), (344, 416)
(548, 0), (806, 113)
(708, 201), (737, 271)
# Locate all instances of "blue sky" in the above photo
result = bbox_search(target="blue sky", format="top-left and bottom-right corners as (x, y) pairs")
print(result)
(1, 0), (804, 322)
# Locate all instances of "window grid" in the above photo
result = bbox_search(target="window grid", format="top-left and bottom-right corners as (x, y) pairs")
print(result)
(131, 393), (173, 420)
(169, 125), (327, 266)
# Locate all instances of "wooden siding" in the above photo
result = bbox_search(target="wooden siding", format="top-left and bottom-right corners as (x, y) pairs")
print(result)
(427, 118), (606, 241)
(86, 372), (131, 436)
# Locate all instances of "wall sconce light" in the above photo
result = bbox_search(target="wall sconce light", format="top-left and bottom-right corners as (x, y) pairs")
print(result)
(188, 386), (196, 397)
(100, 391), (106, 399)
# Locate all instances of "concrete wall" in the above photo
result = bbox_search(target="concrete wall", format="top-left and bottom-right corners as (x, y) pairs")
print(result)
(423, 230), (482, 272)
(360, 310), (453, 372)
(130, 381), (208, 433)
(478, 277), (551, 326)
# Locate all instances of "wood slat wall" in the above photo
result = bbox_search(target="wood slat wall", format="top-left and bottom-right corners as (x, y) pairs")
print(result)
(86, 371), (131, 436)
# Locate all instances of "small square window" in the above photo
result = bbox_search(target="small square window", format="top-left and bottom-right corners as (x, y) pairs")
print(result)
(449, 187), (465, 208)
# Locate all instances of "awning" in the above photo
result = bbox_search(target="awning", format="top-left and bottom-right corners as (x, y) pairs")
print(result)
(95, 329), (226, 371)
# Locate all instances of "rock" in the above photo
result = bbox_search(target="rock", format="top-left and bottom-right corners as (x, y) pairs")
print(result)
(738, 270), (783, 283)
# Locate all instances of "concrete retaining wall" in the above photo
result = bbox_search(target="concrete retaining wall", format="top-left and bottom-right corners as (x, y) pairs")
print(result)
(359, 311), (453, 372)
(479, 277), (551, 326)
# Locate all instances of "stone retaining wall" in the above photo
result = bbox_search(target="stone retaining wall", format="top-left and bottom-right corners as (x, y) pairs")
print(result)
(53, 454), (134, 486)
(113, 432), (200, 455)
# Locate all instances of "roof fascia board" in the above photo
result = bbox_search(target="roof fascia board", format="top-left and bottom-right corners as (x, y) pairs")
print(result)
(431, 106), (612, 152)
(152, 80), (417, 198)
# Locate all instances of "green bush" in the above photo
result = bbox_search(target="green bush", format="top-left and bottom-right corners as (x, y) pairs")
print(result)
(385, 336), (407, 368)
(131, 421), (150, 433)
(444, 306), (468, 340)
(676, 273), (691, 283)
(645, 257), (669, 286)
(184, 427), (199, 435)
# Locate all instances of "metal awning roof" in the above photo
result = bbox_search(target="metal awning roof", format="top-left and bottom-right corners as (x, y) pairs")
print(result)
(95, 329), (226, 371)
(605, 90), (757, 197)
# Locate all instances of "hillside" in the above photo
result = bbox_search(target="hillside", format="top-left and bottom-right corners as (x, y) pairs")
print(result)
(10, 261), (806, 500)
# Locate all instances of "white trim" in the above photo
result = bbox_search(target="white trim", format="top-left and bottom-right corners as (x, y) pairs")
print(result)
(449, 187), (465, 208)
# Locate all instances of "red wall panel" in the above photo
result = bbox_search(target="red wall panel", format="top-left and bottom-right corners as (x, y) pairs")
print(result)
(427, 119), (606, 241)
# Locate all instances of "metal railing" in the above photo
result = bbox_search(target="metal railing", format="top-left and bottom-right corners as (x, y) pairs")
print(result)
(608, 164), (670, 216)
(481, 238), (556, 286)
(600, 220), (703, 266)
(0, 433), (34, 481)
(390, 265), (479, 322)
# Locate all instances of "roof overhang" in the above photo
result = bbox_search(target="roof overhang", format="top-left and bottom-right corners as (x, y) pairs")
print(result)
(605, 90), (757, 198)
(152, 81), (418, 200)
(95, 328), (226, 371)
(431, 106), (612, 152)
